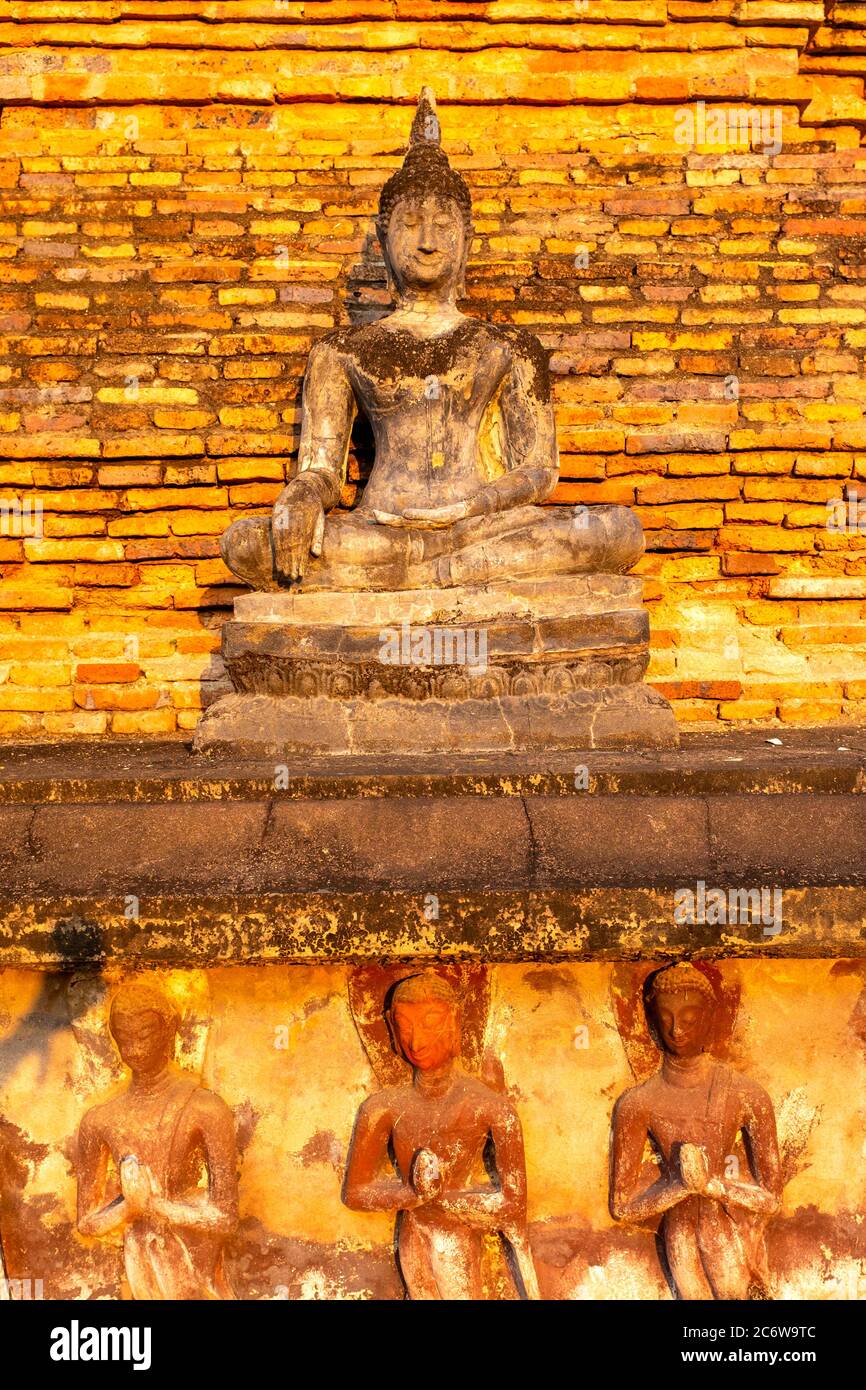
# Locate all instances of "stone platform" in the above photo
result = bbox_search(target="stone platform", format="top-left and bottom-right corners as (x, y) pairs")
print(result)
(193, 575), (678, 755)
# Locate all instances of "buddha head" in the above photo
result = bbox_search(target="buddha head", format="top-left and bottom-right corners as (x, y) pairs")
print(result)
(646, 963), (717, 1060)
(377, 88), (472, 301)
(109, 979), (179, 1077)
(386, 972), (461, 1072)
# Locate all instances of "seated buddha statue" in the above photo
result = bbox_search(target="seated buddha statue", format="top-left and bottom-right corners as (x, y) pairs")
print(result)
(220, 88), (642, 595)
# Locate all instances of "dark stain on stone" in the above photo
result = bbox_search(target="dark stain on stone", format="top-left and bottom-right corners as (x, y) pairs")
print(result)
(298, 1130), (342, 1170)
(234, 1099), (260, 1158)
(320, 317), (550, 404)
(300, 994), (332, 1022)
(328, 318), (483, 382)
(522, 967), (582, 1001)
(768, 1204), (866, 1273)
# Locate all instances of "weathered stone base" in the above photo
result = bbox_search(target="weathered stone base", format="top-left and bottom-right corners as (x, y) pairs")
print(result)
(194, 682), (678, 756)
(194, 575), (678, 754)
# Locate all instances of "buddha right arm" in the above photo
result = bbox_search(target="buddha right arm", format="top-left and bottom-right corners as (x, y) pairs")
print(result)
(77, 1117), (129, 1238)
(273, 339), (355, 580)
(610, 1100), (689, 1223)
(342, 1100), (421, 1213)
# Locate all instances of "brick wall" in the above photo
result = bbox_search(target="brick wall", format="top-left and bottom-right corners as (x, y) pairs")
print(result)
(1, 0), (866, 735)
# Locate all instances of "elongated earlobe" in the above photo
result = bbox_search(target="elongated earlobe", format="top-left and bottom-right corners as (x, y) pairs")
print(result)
(377, 222), (397, 299)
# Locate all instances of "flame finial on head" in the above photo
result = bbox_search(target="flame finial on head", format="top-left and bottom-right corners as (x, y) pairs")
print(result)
(410, 86), (440, 147)
(378, 88), (473, 235)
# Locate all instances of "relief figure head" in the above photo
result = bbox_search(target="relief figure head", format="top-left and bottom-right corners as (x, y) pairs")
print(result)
(109, 979), (179, 1078)
(645, 963), (717, 1060)
(386, 972), (461, 1072)
(377, 89), (472, 302)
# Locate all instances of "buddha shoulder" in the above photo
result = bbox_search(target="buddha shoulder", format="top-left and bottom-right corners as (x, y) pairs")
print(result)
(482, 321), (552, 402)
(304, 319), (550, 398)
(455, 1072), (520, 1121)
(78, 1089), (129, 1133)
(614, 1071), (667, 1119)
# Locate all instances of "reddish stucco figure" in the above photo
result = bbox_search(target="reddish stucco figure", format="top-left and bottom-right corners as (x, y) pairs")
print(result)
(343, 972), (540, 1300)
(610, 962), (782, 1300)
(77, 980), (238, 1300)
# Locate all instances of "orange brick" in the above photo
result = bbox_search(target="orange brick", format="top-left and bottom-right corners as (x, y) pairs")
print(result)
(75, 662), (140, 684)
(74, 685), (159, 711)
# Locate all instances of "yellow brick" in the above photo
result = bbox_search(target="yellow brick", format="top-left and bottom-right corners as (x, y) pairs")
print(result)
(218, 406), (280, 430)
(97, 386), (198, 405)
(35, 292), (89, 310)
(9, 661), (69, 686)
(0, 688), (73, 711)
(111, 708), (177, 734)
(719, 699), (778, 720)
(44, 710), (108, 734)
(217, 287), (276, 306)
(153, 409), (215, 430)
(23, 539), (125, 562)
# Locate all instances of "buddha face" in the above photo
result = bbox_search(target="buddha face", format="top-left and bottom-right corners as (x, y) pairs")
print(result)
(390, 994), (460, 1071)
(652, 988), (714, 1060)
(110, 1006), (175, 1076)
(383, 193), (467, 298)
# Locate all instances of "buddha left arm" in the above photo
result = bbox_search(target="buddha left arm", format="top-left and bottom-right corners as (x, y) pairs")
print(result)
(147, 1099), (239, 1236)
(475, 338), (559, 514)
(439, 1104), (529, 1229)
(705, 1088), (782, 1216)
(438, 1102), (540, 1299)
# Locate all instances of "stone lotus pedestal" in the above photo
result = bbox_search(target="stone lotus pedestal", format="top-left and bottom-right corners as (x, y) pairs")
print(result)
(193, 574), (678, 756)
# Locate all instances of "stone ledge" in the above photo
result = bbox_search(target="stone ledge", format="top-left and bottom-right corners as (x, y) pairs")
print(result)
(0, 728), (864, 801)
(0, 730), (863, 964)
(0, 888), (862, 969)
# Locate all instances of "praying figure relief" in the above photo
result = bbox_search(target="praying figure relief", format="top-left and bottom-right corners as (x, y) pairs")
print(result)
(77, 980), (238, 1300)
(343, 971), (539, 1300)
(610, 963), (781, 1300)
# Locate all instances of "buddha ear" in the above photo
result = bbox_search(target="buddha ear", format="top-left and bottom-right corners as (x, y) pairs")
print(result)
(383, 1006), (402, 1057)
(376, 219), (398, 300)
(455, 222), (471, 300)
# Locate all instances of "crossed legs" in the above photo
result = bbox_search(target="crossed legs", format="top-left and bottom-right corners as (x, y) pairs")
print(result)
(220, 503), (644, 593)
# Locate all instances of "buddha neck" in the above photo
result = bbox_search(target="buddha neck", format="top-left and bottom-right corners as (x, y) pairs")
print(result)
(128, 1063), (173, 1096)
(387, 288), (466, 337)
(661, 1052), (713, 1087)
(412, 1058), (457, 1098)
